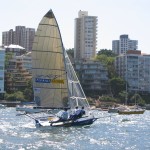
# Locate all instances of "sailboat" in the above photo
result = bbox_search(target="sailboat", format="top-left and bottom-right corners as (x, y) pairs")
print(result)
(31, 9), (97, 128)
(118, 94), (145, 115)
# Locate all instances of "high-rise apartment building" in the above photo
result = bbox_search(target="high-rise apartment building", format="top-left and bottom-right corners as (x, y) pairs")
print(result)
(115, 50), (150, 93)
(74, 10), (97, 60)
(112, 34), (138, 55)
(25, 28), (35, 51)
(2, 26), (35, 51)
(2, 32), (8, 46)
(2, 29), (15, 46)
(15, 26), (26, 47)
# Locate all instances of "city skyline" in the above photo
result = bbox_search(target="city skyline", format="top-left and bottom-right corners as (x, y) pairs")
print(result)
(0, 0), (150, 53)
(2, 26), (35, 51)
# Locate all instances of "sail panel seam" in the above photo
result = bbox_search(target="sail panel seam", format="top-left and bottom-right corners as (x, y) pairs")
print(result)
(34, 87), (68, 89)
(32, 50), (63, 54)
(34, 35), (61, 39)
(32, 68), (66, 71)
(39, 24), (57, 27)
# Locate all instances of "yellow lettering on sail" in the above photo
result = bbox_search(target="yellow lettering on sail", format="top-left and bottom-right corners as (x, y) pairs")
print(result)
(52, 79), (64, 84)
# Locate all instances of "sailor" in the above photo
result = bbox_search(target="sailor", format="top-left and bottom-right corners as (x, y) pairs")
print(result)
(69, 106), (85, 120)
(73, 106), (79, 114)
(80, 106), (86, 117)
(75, 106), (85, 118)
(69, 106), (77, 120)
(59, 108), (69, 121)
(50, 108), (69, 126)
(57, 108), (69, 121)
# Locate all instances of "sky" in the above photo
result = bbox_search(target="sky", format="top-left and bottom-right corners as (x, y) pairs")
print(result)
(0, 0), (150, 53)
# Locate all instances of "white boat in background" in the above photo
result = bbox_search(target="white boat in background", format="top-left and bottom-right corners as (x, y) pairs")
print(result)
(16, 101), (49, 113)
(16, 104), (47, 114)
(108, 104), (128, 113)
(22, 9), (97, 128)
(0, 104), (6, 109)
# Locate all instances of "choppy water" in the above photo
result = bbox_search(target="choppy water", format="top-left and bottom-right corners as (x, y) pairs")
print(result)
(0, 108), (150, 150)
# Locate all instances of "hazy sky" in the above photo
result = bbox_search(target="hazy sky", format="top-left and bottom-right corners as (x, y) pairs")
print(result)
(0, 0), (150, 53)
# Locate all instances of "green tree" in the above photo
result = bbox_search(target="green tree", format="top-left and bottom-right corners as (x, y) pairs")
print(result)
(23, 79), (34, 101)
(97, 49), (117, 57)
(140, 93), (150, 104)
(5, 52), (13, 68)
(100, 95), (117, 102)
(4, 91), (25, 101)
(66, 48), (74, 58)
(96, 54), (116, 78)
(14, 91), (25, 101)
(118, 91), (128, 104)
(96, 54), (108, 64)
(110, 77), (126, 97)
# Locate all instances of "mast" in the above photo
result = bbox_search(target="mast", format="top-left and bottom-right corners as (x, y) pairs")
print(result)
(125, 55), (128, 105)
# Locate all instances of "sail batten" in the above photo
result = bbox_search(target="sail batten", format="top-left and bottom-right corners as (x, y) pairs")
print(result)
(32, 50), (63, 54)
(39, 24), (58, 27)
(34, 87), (68, 89)
(32, 68), (66, 71)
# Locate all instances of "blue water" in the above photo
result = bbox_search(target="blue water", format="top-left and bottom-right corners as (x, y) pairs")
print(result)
(0, 108), (150, 150)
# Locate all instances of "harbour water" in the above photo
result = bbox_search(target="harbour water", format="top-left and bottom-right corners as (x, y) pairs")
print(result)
(0, 108), (150, 150)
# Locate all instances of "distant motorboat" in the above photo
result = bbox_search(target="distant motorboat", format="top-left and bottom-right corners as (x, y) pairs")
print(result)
(0, 104), (6, 109)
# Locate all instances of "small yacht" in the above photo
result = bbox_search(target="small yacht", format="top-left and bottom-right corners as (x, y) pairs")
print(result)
(118, 105), (145, 115)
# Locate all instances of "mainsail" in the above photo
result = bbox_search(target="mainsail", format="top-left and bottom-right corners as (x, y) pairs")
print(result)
(32, 9), (90, 109)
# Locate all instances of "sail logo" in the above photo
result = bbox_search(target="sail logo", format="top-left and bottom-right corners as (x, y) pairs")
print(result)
(35, 78), (51, 83)
(51, 79), (64, 84)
